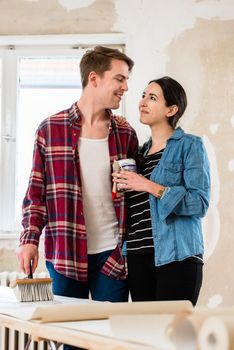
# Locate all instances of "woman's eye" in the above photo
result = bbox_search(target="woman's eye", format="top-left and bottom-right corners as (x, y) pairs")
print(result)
(150, 96), (156, 101)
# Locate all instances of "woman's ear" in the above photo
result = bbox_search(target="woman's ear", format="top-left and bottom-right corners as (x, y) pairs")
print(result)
(167, 105), (178, 117)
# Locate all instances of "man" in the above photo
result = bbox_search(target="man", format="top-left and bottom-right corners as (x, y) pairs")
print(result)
(17, 46), (138, 304)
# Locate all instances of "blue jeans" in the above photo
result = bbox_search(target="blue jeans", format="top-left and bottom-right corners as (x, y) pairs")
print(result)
(46, 250), (128, 350)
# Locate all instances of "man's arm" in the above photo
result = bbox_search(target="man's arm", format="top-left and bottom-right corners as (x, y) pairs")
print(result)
(113, 114), (139, 158)
(128, 128), (139, 159)
(18, 127), (48, 274)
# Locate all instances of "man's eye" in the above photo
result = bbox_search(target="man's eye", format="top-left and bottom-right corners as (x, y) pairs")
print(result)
(116, 78), (123, 82)
(150, 96), (156, 101)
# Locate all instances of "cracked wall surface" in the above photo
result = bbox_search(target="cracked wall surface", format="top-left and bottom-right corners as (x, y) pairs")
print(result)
(0, 0), (116, 35)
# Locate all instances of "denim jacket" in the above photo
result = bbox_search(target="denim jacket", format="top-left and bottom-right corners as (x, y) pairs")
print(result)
(125, 127), (210, 266)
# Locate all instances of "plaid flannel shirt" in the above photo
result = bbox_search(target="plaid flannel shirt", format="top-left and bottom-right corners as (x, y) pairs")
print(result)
(20, 102), (138, 281)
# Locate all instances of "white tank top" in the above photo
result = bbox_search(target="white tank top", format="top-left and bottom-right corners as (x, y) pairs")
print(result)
(78, 137), (118, 254)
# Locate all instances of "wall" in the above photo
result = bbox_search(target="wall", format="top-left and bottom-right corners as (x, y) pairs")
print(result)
(0, 0), (234, 306)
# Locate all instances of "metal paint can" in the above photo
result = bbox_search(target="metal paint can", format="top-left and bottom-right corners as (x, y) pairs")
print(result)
(117, 158), (137, 191)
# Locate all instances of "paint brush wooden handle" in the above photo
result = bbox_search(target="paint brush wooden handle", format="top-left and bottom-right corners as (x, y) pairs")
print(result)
(112, 160), (120, 200)
(28, 261), (33, 279)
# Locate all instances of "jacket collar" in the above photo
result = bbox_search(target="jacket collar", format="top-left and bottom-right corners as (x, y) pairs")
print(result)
(141, 127), (185, 155)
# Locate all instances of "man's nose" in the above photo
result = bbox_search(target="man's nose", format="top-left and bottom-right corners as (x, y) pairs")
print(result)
(122, 80), (128, 91)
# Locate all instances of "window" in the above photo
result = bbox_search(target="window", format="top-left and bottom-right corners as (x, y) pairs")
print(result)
(0, 35), (125, 234)
(16, 56), (82, 224)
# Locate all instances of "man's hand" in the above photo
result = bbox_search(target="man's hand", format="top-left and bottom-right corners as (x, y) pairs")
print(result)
(114, 115), (129, 127)
(16, 244), (39, 276)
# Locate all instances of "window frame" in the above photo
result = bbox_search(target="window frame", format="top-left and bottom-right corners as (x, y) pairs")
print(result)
(0, 34), (126, 236)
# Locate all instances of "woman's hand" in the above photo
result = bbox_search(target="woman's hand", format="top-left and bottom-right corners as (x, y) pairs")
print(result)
(112, 170), (150, 192)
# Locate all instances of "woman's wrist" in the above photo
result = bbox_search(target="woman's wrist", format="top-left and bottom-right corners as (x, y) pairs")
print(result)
(156, 186), (167, 199)
(146, 180), (167, 199)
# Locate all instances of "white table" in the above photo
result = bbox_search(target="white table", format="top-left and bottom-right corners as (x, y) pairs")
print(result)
(0, 313), (161, 350)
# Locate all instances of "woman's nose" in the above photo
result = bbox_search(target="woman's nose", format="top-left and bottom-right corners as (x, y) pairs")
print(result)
(139, 98), (147, 107)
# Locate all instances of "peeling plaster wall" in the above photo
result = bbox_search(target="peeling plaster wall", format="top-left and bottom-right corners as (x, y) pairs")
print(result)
(0, 0), (234, 306)
(0, 0), (116, 34)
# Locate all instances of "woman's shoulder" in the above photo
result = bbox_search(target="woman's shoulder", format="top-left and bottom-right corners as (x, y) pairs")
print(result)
(176, 127), (203, 145)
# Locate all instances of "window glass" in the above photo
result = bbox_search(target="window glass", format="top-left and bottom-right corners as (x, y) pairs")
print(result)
(0, 58), (2, 146)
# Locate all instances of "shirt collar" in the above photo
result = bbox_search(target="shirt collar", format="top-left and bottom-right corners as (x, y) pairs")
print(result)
(142, 127), (185, 155)
(68, 102), (114, 130)
(169, 127), (184, 140)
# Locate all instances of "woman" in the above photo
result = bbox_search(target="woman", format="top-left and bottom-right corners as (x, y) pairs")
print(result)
(113, 76), (210, 306)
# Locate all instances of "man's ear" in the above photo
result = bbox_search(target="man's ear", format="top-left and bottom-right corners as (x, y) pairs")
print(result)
(167, 105), (178, 117)
(88, 71), (98, 87)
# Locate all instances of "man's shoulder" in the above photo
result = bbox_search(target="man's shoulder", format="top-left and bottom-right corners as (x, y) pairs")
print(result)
(112, 115), (136, 133)
(38, 108), (70, 130)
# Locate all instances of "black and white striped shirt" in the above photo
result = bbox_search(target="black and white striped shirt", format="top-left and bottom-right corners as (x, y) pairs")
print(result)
(126, 149), (164, 254)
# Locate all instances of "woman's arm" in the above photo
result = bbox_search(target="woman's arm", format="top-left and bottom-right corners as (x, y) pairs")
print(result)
(157, 138), (210, 220)
(113, 138), (210, 220)
(112, 171), (166, 198)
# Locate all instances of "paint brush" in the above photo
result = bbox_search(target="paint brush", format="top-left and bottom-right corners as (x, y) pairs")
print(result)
(10, 263), (54, 302)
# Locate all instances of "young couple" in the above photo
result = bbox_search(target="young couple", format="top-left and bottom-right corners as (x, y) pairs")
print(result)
(17, 46), (210, 316)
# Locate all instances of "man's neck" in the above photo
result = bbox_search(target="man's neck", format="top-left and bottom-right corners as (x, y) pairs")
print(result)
(78, 92), (109, 125)
(77, 94), (110, 139)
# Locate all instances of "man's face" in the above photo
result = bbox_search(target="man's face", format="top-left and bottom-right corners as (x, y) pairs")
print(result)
(95, 59), (130, 110)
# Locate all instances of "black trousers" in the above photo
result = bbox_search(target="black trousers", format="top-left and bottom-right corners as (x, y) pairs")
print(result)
(127, 253), (203, 306)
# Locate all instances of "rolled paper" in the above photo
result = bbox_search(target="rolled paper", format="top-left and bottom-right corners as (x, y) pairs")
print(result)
(198, 315), (234, 350)
(169, 307), (234, 350)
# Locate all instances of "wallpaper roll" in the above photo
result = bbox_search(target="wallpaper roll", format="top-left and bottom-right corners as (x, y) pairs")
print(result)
(169, 308), (234, 350)
(198, 315), (234, 350)
(32, 299), (193, 323)
(110, 314), (175, 350)
(169, 312), (205, 350)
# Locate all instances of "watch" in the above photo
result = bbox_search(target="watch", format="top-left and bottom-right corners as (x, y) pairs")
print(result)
(157, 186), (167, 199)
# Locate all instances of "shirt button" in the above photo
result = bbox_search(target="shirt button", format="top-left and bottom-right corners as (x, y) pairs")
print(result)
(74, 133), (76, 136)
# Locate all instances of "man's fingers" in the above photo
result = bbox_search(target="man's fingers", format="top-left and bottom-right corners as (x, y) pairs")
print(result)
(16, 244), (39, 276)
(24, 259), (32, 276)
(24, 255), (38, 276)
(18, 256), (26, 274)
(31, 256), (39, 274)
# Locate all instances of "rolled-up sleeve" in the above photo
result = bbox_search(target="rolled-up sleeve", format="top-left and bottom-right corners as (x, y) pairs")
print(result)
(157, 139), (210, 221)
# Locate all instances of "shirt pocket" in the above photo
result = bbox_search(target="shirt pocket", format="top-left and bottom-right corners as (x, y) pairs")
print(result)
(163, 162), (183, 186)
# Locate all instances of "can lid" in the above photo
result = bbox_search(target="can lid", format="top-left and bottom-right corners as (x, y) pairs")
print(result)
(118, 158), (136, 166)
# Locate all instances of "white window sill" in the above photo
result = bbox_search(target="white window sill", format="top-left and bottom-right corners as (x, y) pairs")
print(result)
(0, 231), (45, 252)
(0, 232), (20, 240)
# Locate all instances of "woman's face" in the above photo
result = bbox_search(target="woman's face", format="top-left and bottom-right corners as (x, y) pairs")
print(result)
(139, 82), (171, 127)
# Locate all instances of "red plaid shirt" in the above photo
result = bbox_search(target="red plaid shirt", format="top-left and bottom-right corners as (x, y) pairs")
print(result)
(20, 102), (138, 281)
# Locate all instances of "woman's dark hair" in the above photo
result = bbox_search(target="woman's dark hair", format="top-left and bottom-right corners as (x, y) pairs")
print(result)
(149, 76), (187, 129)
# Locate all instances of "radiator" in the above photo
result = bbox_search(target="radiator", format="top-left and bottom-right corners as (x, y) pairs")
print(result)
(0, 271), (50, 350)
(0, 326), (50, 350)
